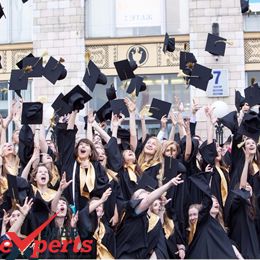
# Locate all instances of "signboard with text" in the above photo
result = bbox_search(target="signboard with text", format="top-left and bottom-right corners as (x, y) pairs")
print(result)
(116, 0), (162, 28)
(207, 69), (229, 97)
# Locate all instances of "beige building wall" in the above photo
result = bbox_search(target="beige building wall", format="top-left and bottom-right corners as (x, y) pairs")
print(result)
(189, 0), (246, 140)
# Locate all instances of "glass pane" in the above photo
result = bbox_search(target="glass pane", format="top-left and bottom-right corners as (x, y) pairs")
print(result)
(246, 71), (260, 86)
(244, 14), (260, 31)
(11, 0), (33, 42)
(0, 0), (10, 44)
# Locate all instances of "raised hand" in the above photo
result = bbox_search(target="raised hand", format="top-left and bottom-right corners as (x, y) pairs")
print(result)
(124, 97), (136, 113)
(16, 197), (34, 217)
(58, 172), (73, 192)
(169, 109), (177, 126)
(101, 187), (112, 203)
(2, 209), (11, 226)
(192, 99), (200, 115)
(70, 211), (79, 228)
(171, 174), (184, 186)
(160, 115), (168, 129)
(87, 110), (96, 124)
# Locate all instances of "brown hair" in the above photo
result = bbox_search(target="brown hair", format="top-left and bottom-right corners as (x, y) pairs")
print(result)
(75, 138), (98, 161)
(30, 164), (52, 186)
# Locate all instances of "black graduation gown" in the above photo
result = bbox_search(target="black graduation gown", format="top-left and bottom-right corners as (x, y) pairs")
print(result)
(227, 189), (260, 259)
(187, 174), (237, 259)
(55, 124), (109, 211)
(116, 199), (148, 258)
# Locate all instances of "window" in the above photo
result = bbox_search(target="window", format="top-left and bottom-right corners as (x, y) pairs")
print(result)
(246, 71), (260, 86)
(0, 0), (33, 44)
(89, 74), (189, 133)
(244, 0), (260, 31)
(85, 0), (189, 38)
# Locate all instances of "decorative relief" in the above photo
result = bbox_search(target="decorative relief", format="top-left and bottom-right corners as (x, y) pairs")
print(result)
(244, 38), (260, 64)
(85, 46), (108, 68)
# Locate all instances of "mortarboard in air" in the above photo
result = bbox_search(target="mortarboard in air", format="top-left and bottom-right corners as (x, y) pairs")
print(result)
(189, 63), (213, 91)
(95, 101), (112, 122)
(83, 60), (107, 92)
(149, 98), (172, 120)
(164, 156), (178, 183)
(106, 84), (117, 100)
(240, 0), (249, 13)
(0, 3), (6, 19)
(244, 80), (260, 107)
(238, 110), (260, 142)
(51, 93), (72, 117)
(205, 33), (227, 56)
(16, 53), (34, 69)
(9, 69), (29, 98)
(199, 141), (218, 166)
(218, 111), (238, 133)
(114, 59), (137, 81)
(179, 51), (197, 70)
(43, 56), (67, 84)
(62, 85), (92, 112)
(235, 90), (246, 112)
(110, 99), (130, 118)
(163, 33), (175, 53)
(22, 0), (29, 3)
(0, 55), (2, 69)
(126, 76), (146, 97)
(21, 102), (43, 125)
(19, 56), (44, 78)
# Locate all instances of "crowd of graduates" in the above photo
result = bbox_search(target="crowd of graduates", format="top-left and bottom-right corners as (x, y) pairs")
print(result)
(0, 94), (259, 259)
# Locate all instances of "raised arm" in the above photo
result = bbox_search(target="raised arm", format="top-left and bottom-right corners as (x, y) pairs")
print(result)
(204, 105), (215, 144)
(139, 107), (148, 143)
(86, 110), (95, 141)
(67, 111), (77, 130)
(92, 121), (111, 144)
(183, 119), (192, 162)
(135, 174), (183, 214)
(240, 147), (253, 189)
(125, 98), (137, 151)
(157, 115), (168, 142)
(169, 109), (177, 141)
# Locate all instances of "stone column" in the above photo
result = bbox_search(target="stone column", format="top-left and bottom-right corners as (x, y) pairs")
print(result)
(189, 0), (245, 141)
(33, 0), (86, 131)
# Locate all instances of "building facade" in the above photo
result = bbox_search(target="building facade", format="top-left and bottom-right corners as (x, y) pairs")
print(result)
(0, 0), (260, 140)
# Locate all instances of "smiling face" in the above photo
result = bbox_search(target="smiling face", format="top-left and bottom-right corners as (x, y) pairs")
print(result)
(41, 153), (53, 164)
(34, 165), (50, 186)
(123, 149), (136, 164)
(210, 197), (220, 217)
(2, 143), (15, 157)
(96, 146), (106, 163)
(188, 207), (199, 225)
(150, 199), (161, 215)
(245, 138), (257, 155)
(144, 137), (158, 156)
(77, 141), (92, 160)
(56, 199), (68, 217)
(164, 143), (178, 158)
(12, 130), (20, 145)
(9, 210), (21, 227)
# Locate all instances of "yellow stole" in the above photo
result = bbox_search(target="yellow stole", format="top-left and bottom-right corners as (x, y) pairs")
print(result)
(4, 165), (18, 176)
(163, 215), (174, 239)
(215, 166), (228, 206)
(252, 162), (259, 175)
(188, 221), (197, 245)
(106, 169), (118, 183)
(93, 221), (114, 259)
(147, 212), (160, 233)
(32, 185), (57, 202)
(0, 176), (8, 195)
(79, 162), (95, 199)
(124, 164), (137, 183)
(141, 161), (160, 172)
(50, 166), (60, 187)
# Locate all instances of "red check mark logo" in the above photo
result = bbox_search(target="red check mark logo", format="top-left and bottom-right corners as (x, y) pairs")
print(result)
(7, 213), (58, 253)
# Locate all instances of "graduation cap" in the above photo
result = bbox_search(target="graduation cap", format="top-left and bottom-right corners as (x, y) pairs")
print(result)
(21, 56), (44, 78)
(163, 33), (175, 53)
(21, 102), (43, 125)
(244, 82), (260, 107)
(106, 84), (117, 100)
(199, 141), (218, 166)
(179, 51), (197, 70)
(163, 156), (178, 184)
(110, 99), (130, 118)
(9, 69), (29, 98)
(114, 59), (136, 81)
(51, 93), (72, 117)
(83, 60), (107, 92)
(205, 33), (230, 56)
(62, 85), (92, 112)
(0, 55), (2, 69)
(218, 111), (238, 133)
(240, 0), (249, 13)
(126, 76), (146, 97)
(43, 56), (67, 84)
(189, 63), (213, 91)
(238, 110), (260, 142)
(6, 174), (20, 208)
(16, 53), (34, 69)
(0, 3), (6, 19)
(95, 101), (112, 122)
(148, 98), (171, 120)
(235, 90), (246, 112)
(22, 0), (29, 3)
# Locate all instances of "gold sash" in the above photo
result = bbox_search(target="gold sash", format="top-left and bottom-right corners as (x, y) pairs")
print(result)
(141, 161), (160, 172)
(188, 221), (197, 245)
(79, 162), (95, 199)
(50, 166), (60, 187)
(93, 221), (114, 259)
(32, 185), (57, 202)
(5, 165), (18, 176)
(147, 212), (160, 233)
(252, 162), (259, 176)
(106, 169), (118, 182)
(163, 215), (174, 239)
(215, 166), (228, 206)
(124, 164), (137, 183)
(0, 176), (8, 195)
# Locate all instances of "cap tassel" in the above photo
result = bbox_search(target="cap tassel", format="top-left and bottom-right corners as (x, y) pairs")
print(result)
(215, 39), (233, 45)
(237, 141), (245, 149)
(52, 57), (65, 71)
(140, 105), (153, 117)
(19, 65), (32, 79)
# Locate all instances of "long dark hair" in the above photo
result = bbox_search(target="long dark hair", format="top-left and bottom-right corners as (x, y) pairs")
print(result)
(75, 138), (99, 161)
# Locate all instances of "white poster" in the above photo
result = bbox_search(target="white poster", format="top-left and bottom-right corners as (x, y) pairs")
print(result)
(116, 0), (162, 28)
(207, 69), (229, 97)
